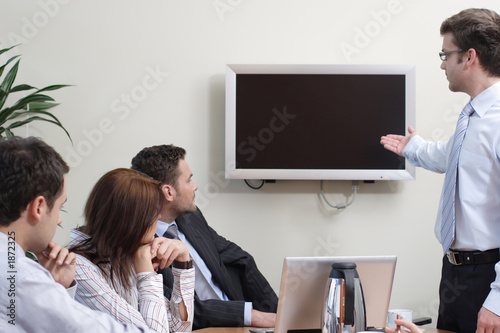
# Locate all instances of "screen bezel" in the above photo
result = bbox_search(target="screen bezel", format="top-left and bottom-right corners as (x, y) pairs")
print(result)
(225, 64), (416, 181)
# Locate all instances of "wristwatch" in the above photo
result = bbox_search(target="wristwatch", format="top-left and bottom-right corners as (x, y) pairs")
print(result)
(173, 259), (194, 269)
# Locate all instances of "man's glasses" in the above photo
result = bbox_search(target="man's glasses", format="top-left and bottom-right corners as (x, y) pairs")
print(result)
(439, 49), (463, 61)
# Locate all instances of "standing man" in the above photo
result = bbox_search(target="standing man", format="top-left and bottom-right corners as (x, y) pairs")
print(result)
(0, 136), (150, 332)
(381, 8), (500, 333)
(131, 144), (278, 330)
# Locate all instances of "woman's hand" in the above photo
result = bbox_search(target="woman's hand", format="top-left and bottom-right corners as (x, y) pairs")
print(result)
(133, 243), (155, 273)
(150, 237), (190, 270)
(385, 319), (422, 333)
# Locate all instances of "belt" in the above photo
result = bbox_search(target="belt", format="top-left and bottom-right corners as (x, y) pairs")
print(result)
(446, 248), (500, 266)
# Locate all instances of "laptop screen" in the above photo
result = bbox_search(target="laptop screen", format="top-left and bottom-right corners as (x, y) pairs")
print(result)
(274, 256), (397, 333)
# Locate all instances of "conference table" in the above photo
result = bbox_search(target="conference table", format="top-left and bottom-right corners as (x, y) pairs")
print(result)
(194, 327), (453, 333)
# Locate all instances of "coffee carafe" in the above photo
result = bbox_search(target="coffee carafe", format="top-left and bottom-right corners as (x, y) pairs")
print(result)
(321, 262), (366, 333)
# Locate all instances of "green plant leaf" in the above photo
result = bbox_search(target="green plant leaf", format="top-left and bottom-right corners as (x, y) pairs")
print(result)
(7, 116), (72, 142)
(33, 84), (72, 94)
(0, 55), (20, 78)
(25, 251), (38, 261)
(7, 115), (53, 128)
(7, 116), (72, 143)
(0, 98), (55, 125)
(9, 93), (55, 111)
(10, 84), (37, 93)
(8, 109), (64, 125)
(23, 101), (60, 111)
(0, 45), (19, 57)
(0, 45), (72, 144)
(0, 60), (19, 108)
(4, 128), (14, 138)
(0, 89), (7, 104)
(0, 59), (19, 93)
(0, 60), (20, 110)
(0, 107), (16, 124)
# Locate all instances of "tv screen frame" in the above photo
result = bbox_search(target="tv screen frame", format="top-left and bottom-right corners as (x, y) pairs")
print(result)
(225, 64), (416, 181)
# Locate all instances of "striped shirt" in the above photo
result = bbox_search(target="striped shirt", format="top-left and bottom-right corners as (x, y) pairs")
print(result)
(71, 229), (195, 333)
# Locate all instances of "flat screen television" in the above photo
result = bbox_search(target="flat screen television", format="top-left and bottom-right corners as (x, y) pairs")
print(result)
(225, 64), (416, 181)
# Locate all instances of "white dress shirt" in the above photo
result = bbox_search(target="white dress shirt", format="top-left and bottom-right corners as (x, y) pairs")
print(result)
(157, 220), (253, 325)
(0, 232), (151, 333)
(403, 81), (500, 316)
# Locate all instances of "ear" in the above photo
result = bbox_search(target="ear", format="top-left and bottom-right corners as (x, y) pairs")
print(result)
(464, 48), (478, 69)
(161, 184), (176, 203)
(26, 196), (46, 226)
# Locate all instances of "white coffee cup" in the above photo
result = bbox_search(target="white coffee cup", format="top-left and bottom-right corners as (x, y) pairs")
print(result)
(388, 309), (412, 331)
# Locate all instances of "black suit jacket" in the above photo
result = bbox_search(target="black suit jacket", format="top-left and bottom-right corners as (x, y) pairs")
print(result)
(157, 207), (278, 329)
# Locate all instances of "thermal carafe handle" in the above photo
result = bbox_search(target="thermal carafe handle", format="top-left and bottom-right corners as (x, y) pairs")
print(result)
(330, 262), (356, 326)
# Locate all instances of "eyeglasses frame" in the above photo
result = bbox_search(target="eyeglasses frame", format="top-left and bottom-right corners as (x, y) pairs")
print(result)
(439, 49), (464, 61)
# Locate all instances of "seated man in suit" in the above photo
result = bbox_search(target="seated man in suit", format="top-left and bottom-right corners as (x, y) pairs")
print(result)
(131, 144), (278, 330)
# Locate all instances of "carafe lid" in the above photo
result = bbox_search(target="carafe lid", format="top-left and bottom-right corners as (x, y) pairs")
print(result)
(330, 262), (357, 278)
(332, 262), (357, 269)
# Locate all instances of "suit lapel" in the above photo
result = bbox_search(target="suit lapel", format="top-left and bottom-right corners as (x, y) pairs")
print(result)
(176, 212), (240, 300)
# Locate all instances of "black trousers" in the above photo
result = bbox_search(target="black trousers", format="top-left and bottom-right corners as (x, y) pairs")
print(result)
(437, 255), (496, 333)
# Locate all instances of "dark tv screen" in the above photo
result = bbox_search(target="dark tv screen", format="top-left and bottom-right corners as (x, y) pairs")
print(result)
(236, 74), (405, 169)
(225, 64), (416, 180)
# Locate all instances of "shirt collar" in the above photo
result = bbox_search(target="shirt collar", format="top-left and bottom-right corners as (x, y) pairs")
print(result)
(70, 228), (89, 245)
(470, 81), (500, 118)
(156, 220), (177, 237)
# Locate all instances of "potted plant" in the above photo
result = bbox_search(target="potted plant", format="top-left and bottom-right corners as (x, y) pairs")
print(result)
(0, 45), (71, 142)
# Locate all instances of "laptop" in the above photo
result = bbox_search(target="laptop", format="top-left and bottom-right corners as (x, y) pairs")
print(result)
(273, 256), (397, 333)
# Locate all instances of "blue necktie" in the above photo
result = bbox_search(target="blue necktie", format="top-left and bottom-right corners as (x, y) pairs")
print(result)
(163, 224), (179, 239)
(441, 102), (475, 253)
(161, 224), (223, 300)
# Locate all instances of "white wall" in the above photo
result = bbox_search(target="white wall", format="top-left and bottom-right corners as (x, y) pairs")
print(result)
(2, 0), (498, 326)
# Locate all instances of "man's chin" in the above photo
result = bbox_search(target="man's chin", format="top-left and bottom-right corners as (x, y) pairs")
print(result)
(188, 204), (197, 213)
(178, 205), (197, 217)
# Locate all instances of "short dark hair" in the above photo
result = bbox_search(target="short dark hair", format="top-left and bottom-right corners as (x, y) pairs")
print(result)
(131, 144), (186, 187)
(0, 137), (69, 226)
(441, 8), (500, 76)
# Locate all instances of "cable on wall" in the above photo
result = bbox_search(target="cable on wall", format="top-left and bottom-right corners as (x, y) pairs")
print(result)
(244, 179), (265, 190)
(320, 180), (359, 209)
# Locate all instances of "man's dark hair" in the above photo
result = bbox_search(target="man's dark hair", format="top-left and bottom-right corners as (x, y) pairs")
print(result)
(0, 137), (69, 226)
(131, 144), (186, 187)
(441, 8), (500, 76)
